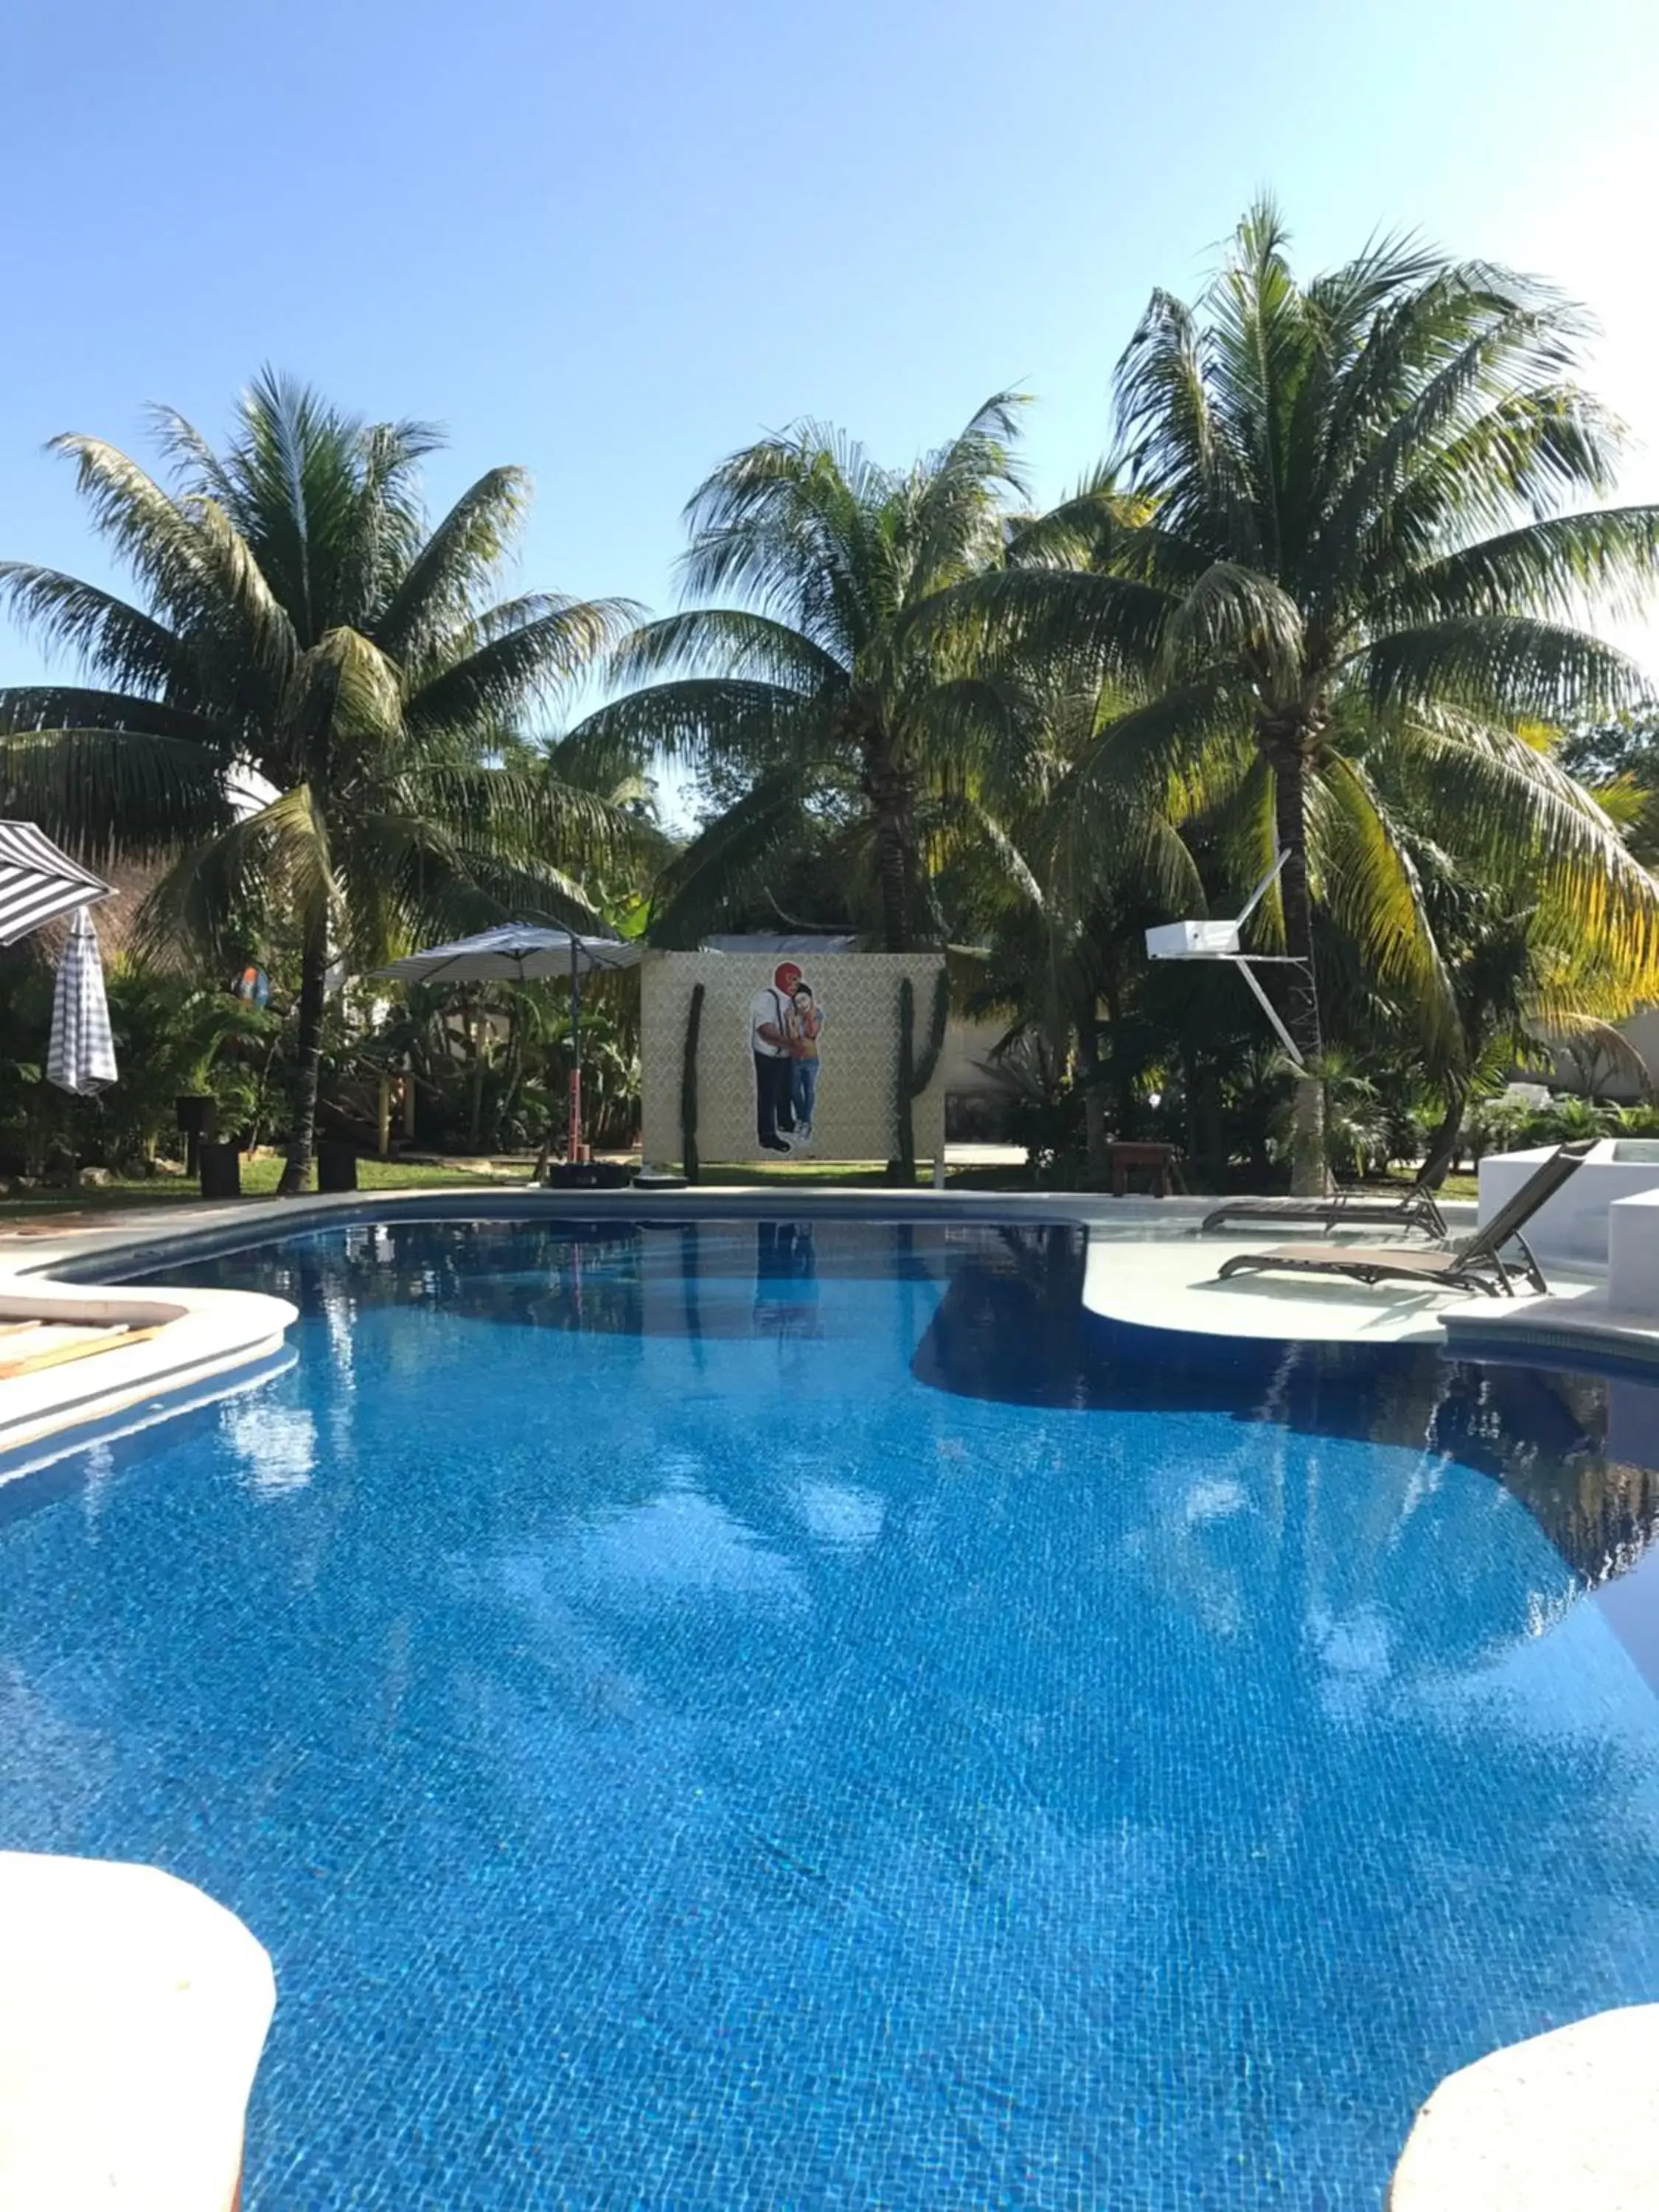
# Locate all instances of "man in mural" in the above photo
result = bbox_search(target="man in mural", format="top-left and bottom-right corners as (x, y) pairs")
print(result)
(750, 961), (802, 1152)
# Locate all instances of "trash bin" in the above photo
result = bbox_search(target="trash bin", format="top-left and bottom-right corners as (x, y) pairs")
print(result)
(175, 1094), (211, 1176)
(316, 1141), (358, 1194)
(198, 1142), (241, 1200)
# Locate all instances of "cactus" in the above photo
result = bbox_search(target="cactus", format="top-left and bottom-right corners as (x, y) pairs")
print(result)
(894, 967), (950, 1180)
(680, 982), (705, 1183)
(913, 967), (949, 1093)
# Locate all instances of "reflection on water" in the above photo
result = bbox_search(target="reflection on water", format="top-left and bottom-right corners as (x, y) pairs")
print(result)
(914, 1222), (1659, 1593)
(139, 1214), (1659, 1592)
(223, 1401), (318, 1497)
(753, 1218), (821, 1341)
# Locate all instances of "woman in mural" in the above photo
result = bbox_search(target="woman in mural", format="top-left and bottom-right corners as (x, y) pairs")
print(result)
(786, 982), (824, 1144)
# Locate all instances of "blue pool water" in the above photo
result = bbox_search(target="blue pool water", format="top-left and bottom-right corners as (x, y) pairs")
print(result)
(4, 1217), (1659, 2208)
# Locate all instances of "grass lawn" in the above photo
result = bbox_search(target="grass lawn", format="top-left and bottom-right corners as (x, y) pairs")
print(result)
(1381, 1166), (1478, 1202)
(692, 1161), (908, 1188)
(0, 1153), (1481, 1223)
(0, 1155), (526, 1222)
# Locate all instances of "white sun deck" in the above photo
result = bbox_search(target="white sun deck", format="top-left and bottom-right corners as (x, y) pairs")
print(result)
(1082, 1230), (1604, 1346)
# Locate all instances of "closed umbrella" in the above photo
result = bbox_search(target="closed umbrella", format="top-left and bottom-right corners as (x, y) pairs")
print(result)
(46, 905), (118, 1096)
(375, 925), (641, 1161)
(0, 821), (111, 947)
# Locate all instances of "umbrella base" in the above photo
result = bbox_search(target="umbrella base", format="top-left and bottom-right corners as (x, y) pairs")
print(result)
(543, 1161), (632, 1191)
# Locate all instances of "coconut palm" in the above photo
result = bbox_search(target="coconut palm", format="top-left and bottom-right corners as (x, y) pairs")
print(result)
(0, 372), (633, 1189)
(571, 396), (1034, 950)
(940, 204), (1659, 1189)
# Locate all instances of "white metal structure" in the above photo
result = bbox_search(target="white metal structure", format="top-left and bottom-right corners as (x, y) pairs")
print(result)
(1143, 855), (1311, 1068)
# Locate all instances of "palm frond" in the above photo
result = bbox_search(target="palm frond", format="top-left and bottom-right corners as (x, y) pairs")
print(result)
(1114, 288), (1260, 560)
(1204, 195), (1306, 571)
(406, 596), (632, 735)
(1308, 753), (1459, 1060)
(1388, 709), (1659, 984)
(675, 431), (880, 660)
(567, 678), (821, 769)
(1314, 273), (1599, 601)
(908, 390), (1030, 596)
(647, 772), (812, 947)
(1161, 561), (1304, 689)
(373, 467), (534, 658)
(0, 684), (223, 744)
(138, 782), (333, 961)
(0, 566), (199, 697)
(346, 813), (600, 959)
(911, 566), (1172, 687)
(44, 435), (215, 625)
(1354, 616), (1649, 723)
(608, 608), (846, 692)
(0, 723), (231, 862)
(1374, 507), (1659, 628)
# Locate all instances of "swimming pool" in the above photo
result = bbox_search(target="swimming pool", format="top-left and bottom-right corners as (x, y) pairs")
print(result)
(4, 1217), (1659, 2208)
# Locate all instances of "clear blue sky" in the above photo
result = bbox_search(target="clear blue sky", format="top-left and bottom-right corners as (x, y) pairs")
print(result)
(4, 0), (1657, 720)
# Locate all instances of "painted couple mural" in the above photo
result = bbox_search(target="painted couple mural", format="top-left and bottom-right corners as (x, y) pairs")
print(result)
(748, 962), (826, 1154)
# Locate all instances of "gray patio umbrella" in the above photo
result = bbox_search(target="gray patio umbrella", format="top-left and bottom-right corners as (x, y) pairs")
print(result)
(375, 925), (642, 1161)
(0, 820), (111, 947)
(46, 905), (119, 1096)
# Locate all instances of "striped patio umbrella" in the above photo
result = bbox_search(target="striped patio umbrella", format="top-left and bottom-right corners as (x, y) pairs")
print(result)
(46, 905), (119, 1096)
(0, 820), (111, 947)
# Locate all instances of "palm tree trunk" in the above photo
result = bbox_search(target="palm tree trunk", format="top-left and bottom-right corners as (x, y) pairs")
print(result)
(278, 925), (329, 1196)
(1271, 751), (1326, 1196)
(1419, 1094), (1466, 1188)
(862, 742), (914, 953)
(874, 807), (910, 953)
(1079, 1018), (1107, 1177)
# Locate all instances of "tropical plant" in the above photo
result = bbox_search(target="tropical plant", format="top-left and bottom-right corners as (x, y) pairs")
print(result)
(0, 372), (635, 1189)
(937, 202), (1659, 1189)
(1267, 1050), (1391, 1181)
(571, 397), (1036, 950)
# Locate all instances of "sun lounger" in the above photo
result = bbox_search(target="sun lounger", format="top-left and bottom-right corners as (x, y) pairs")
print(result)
(0, 1320), (171, 1380)
(1215, 1141), (1591, 1299)
(1202, 1178), (1447, 1240)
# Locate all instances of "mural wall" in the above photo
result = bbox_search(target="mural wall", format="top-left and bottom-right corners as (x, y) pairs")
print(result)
(641, 950), (949, 1170)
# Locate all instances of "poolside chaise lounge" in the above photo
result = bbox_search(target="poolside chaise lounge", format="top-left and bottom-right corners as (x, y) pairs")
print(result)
(0, 1295), (181, 1383)
(1214, 1141), (1592, 1299)
(1201, 1172), (1447, 1241)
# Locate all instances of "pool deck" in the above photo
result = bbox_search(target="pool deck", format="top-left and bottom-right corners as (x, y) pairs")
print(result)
(0, 1180), (1650, 1460)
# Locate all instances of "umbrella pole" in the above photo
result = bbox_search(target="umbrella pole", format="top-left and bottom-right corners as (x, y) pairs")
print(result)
(568, 935), (583, 1164)
(525, 950), (553, 1181)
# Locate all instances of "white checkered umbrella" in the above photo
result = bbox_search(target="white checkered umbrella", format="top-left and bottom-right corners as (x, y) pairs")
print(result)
(46, 905), (118, 1096)
(0, 820), (111, 947)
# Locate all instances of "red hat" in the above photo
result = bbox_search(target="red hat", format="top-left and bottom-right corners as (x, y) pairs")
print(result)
(774, 961), (804, 991)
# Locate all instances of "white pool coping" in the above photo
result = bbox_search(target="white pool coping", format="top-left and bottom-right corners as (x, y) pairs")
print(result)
(0, 1278), (296, 1463)
(0, 1851), (275, 2211)
(1388, 2003), (1659, 2210)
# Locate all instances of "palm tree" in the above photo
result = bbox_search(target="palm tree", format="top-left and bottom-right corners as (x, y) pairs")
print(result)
(942, 204), (1659, 1190)
(0, 372), (633, 1190)
(571, 397), (1034, 950)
